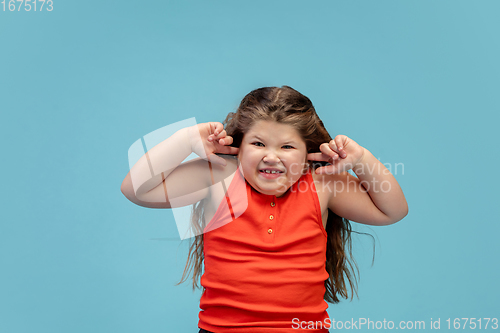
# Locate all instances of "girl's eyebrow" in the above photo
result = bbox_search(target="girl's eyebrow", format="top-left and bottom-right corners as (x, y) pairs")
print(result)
(246, 134), (265, 142)
(251, 135), (298, 145)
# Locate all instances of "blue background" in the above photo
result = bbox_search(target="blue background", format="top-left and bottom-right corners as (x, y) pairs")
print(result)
(1, 1), (499, 332)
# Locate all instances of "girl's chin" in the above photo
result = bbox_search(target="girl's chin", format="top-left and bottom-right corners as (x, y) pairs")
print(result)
(252, 182), (290, 197)
(258, 189), (287, 197)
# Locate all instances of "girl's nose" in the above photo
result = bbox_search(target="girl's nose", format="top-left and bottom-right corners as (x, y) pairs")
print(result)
(263, 153), (280, 164)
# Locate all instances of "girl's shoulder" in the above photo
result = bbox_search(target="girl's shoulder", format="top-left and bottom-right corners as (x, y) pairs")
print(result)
(311, 169), (354, 215)
(209, 154), (239, 184)
(203, 155), (242, 224)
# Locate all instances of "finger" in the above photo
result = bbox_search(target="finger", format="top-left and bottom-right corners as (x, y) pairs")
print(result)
(218, 145), (239, 155)
(314, 165), (336, 175)
(214, 122), (224, 135)
(209, 122), (223, 136)
(330, 139), (346, 159)
(214, 129), (227, 140)
(208, 124), (226, 142)
(320, 143), (339, 160)
(334, 136), (347, 158)
(218, 135), (234, 146)
(307, 152), (331, 162)
(207, 153), (227, 166)
(328, 140), (340, 153)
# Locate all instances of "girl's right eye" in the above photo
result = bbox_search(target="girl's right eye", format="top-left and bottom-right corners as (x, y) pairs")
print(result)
(252, 142), (264, 147)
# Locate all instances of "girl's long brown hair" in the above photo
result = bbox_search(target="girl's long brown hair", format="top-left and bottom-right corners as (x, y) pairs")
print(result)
(178, 86), (369, 303)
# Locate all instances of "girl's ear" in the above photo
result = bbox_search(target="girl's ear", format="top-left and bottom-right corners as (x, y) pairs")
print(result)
(236, 147), (243, 161)
(302, 158), (309, 174)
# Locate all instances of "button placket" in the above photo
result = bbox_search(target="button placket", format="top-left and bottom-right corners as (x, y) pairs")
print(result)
(267, 199), (276, 236)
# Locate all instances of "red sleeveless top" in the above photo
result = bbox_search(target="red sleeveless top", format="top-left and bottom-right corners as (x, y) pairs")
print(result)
(198, 167), (330, 332)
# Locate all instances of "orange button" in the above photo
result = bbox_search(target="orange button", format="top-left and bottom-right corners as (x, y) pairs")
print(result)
(269, 215), (274, 220)
(270, 202), (275, 207)
(268, 228), (273, 234)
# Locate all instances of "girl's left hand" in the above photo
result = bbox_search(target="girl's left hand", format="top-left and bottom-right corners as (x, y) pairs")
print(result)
(307, 135), (366, 174)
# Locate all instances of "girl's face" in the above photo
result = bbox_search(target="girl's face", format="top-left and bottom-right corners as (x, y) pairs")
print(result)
(238, 120), (308, 197)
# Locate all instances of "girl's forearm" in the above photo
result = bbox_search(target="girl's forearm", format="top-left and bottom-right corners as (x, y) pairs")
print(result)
(352, 149), (408, 222)
(122, 126), (194, 198)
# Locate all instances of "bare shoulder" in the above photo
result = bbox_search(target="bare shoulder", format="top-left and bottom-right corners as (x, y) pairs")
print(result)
(312, 170), (355, 215)
(312, 170), (367, 221)
(209, 154), (239, 183)
(201, 154), (240, 223)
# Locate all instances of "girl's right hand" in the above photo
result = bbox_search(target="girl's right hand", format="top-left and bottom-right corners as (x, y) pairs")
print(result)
(190, 122), (239, 166)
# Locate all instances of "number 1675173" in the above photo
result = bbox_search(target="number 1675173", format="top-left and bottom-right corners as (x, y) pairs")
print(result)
(2, 0), (54, 12)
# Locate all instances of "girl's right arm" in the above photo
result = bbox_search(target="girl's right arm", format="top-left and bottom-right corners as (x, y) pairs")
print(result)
(120, 122), (238, 209)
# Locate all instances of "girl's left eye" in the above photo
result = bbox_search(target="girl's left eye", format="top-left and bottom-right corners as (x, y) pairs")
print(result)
(282, 145), (294, 149)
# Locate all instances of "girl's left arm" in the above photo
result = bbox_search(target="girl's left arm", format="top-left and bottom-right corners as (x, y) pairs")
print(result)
(352, 148), (408, 223)
(309, 135), (408, 225)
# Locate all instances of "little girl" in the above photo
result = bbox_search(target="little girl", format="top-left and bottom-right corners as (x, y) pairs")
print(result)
(121, 86), (408, 333)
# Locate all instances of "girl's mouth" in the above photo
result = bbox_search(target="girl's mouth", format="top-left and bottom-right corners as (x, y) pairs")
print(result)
(259, 169), (284, 179)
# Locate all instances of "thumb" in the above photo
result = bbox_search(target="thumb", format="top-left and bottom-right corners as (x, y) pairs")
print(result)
(207, 153), (227, 166)
(315, 165), (337, 175)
